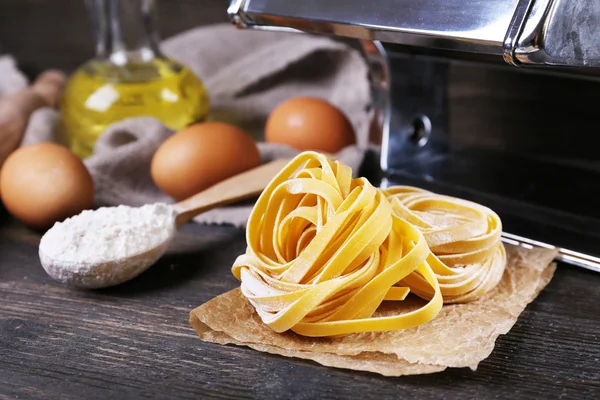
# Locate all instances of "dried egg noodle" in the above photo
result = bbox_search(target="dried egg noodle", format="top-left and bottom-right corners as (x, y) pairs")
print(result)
(232, 152), (506, 337)
(384, 187), (506, 303)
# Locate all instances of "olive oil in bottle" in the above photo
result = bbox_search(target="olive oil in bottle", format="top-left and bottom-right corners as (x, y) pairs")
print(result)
(61, 0), (209, 159)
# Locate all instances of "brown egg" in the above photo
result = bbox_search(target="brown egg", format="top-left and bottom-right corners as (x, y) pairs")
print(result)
(265, 97), (356, 153)
(151, 122), (261, 201)
(0, 142), (94, 231)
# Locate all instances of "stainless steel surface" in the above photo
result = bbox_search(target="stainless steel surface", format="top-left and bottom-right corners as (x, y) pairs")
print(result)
(230, 0), (600, 69)
(502, 232), (600, 274)
(359, 40), (391, 173)
(382, 53), (449, 174)
(514, 0), (600, 67)
(229, 2), (600, 271)
(502, 0), (535, 66)
(512, 0), (553, 59)
(229, 0), (521, 55)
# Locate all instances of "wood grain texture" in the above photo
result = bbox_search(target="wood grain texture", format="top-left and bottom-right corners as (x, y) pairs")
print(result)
(1, 209), (600, 399)
(175, 158), (291, 225)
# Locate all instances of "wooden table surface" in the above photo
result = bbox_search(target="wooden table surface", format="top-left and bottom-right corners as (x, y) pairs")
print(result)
(1, 206), (600, 399)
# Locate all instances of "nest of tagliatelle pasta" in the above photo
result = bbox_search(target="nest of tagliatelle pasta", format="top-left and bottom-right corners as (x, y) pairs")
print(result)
(189, 151), (558, 376)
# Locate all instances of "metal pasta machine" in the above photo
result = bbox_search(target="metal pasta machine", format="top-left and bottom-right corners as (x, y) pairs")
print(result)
(228, 0), (600, 272)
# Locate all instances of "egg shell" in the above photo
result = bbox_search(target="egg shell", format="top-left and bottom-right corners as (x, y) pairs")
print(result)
(265, 97), (356, 153)
(151, 122), (261, 201)
(0, 142), (94, 231)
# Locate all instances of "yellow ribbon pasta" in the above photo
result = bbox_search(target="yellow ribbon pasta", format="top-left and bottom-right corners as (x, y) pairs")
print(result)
(232, 151), (505, 337)
(384, 187), (506, 303)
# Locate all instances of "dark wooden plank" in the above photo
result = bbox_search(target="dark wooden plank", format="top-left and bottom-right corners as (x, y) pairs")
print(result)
(1, 212), (600, 399)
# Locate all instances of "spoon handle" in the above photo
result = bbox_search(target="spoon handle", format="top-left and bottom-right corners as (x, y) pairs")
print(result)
(173, 158), (291, 226)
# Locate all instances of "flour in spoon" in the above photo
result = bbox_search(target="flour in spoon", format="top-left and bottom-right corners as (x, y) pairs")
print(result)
(40, 203), (176, 265)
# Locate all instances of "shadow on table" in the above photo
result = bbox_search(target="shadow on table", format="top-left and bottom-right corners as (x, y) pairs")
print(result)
(0, 203), (9, 224)
(95, 223), (242, 296)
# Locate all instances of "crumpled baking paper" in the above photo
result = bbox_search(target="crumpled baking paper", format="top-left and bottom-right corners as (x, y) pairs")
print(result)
(190, 245), (557, 376)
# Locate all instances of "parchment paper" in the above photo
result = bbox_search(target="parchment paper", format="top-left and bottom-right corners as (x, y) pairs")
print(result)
(189, 245), (557, 376)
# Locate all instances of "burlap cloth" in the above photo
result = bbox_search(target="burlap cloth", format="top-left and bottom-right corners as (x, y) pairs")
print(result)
(1, 23), (372, 227)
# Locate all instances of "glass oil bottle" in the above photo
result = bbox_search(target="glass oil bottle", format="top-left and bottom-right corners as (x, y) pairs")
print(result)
(61, 0), (210, 159)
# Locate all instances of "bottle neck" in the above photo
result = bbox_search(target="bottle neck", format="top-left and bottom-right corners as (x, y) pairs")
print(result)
(87, 0), (163, 65)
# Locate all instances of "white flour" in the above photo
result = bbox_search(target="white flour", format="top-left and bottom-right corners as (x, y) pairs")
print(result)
(39, 203), (176, 266)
